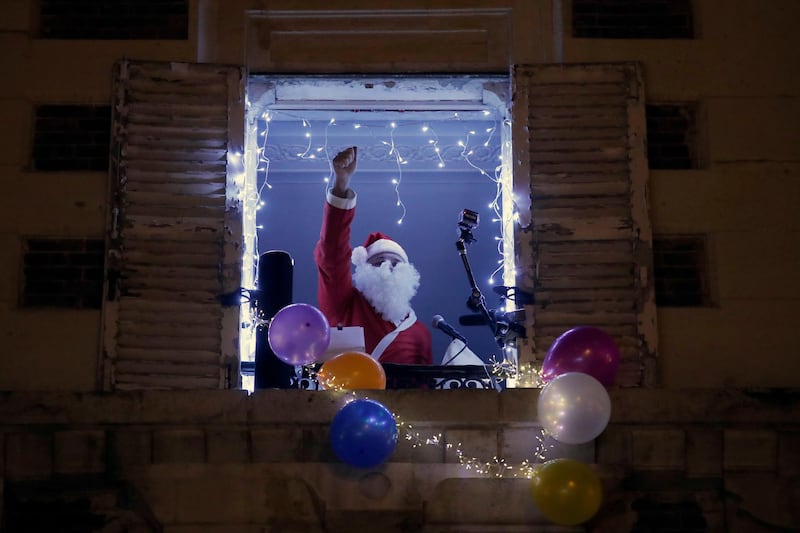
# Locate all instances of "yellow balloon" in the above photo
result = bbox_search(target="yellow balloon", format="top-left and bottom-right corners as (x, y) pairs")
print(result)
(318, 351), (387, 390)
(530, 458), (603, 526)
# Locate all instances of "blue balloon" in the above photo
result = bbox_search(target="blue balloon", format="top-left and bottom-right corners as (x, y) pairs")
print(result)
(330, 399), (398, 468)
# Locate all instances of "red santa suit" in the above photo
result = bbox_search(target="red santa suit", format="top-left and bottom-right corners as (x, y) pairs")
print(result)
(314, 191), (432, 365)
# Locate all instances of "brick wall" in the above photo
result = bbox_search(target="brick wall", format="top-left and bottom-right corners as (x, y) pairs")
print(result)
(0, 389), (797, 531)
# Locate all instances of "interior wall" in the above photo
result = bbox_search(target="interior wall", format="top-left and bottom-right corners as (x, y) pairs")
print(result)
(259, 160), (506, 363)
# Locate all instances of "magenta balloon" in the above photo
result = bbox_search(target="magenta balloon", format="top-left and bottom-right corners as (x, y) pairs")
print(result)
(541, 326), (620, 386)
(267, 303), (331, 365)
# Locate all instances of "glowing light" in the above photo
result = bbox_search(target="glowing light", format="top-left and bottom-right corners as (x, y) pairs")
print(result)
(244, 105), (517, 388)
(392, 396), (552, 478)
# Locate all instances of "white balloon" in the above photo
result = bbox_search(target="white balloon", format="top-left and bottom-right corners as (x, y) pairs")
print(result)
(537, 372), (611, 444)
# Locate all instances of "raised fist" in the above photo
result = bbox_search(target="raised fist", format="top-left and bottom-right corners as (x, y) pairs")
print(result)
(332, 146), (357, 197)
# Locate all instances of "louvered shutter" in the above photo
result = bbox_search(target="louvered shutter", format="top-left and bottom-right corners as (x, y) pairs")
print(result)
(103, 61), (245, 390)
(512, 63), (658, 387)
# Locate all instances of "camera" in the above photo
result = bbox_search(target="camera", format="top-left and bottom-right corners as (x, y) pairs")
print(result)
(458, 208), (479, 230)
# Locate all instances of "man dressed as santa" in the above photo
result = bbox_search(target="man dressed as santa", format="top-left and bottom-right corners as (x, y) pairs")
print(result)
(314, 146), (433, 365)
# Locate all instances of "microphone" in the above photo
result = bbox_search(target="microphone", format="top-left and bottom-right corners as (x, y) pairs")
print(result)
(431, 315), (467, 343)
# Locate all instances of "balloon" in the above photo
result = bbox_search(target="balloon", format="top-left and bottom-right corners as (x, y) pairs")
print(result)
(537, 372), (611, 444)
(541, 326), (620, 386)
(330, 399), (398, 468)
(267, 303), (331, 365)
(531, 458), (603, 526)
(318, 351), (386, 390)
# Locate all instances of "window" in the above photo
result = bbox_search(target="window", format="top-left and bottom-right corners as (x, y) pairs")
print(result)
(243, 76), (516, 390)
(38, 0), (188, 40)
(646, 103), (699, 169)
(21, 238), (104, 309)
(32, 105), (110, 171)
(572, 0), (694, 39)
(104, 61), (657, 390)
(653, 235), (710, 307)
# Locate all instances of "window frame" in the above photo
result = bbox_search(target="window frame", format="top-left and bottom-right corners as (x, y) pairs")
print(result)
(102, 61), (658, 390)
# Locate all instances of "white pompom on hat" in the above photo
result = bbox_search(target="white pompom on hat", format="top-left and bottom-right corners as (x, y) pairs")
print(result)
(351, 231), (408, 266)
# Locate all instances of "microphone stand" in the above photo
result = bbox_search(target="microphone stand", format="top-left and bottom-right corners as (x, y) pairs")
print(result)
(456, 227), (509, 349)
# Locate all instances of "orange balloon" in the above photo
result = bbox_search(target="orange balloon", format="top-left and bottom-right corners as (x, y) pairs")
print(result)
(318, 351), (386, 390)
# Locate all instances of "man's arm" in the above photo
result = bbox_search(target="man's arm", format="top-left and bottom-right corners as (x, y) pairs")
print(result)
(314, 147), (358, 321)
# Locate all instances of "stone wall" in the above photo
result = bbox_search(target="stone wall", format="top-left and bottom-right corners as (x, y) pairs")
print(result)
(0, 388), (797, 532)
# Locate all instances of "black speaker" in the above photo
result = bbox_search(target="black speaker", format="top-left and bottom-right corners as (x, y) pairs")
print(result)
(254, 250), (295, 389)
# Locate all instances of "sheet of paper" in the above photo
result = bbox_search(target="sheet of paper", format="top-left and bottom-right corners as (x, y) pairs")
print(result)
(320, 326), (366, 361)
(441, 339), (485, 366)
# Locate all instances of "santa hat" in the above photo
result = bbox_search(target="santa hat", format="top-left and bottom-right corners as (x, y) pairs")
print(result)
(351, 231), (409, 266)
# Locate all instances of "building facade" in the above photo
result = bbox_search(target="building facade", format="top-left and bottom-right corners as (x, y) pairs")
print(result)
(0, 1), (797, 530)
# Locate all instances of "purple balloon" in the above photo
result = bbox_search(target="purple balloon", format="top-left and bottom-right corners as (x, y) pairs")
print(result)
(541, 326), (620, 386)
(268, 303), (331, 365)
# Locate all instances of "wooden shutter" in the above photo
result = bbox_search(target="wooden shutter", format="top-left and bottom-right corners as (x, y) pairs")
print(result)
(512, 63), (658, 387)
(102, 61), (245, 390)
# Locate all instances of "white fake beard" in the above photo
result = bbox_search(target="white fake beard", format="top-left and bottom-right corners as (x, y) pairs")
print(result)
(352, 261), (420, 325)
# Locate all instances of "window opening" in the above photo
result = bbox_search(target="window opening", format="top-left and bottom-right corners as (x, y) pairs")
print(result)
(32, 105), (110, 171)
(646, 103), (700, 169)
(21, 238), (104, 308)
(572, 0), (694, 39)
(242, 76), (516, 391)
(653, 234), (710, 306)
(38, 0), (188, 40)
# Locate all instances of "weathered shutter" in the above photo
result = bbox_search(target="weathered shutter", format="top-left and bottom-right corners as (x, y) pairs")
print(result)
(103, 61), (245, 390)
(512, 63), (658, 387)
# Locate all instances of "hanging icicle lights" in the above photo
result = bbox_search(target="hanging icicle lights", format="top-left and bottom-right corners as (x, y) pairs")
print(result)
(253, 109), (512, 278)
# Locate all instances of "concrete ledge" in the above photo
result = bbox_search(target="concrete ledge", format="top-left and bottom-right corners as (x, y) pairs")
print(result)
(609, 389), (800, 424)
(0, 388), (798, 426)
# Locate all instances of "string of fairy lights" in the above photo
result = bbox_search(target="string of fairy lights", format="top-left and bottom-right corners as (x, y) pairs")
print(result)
(309, 361), (552, 478)
(226, 90), (555, 479)
(239, 106), (520, 387)
(256, 110), (504, 225)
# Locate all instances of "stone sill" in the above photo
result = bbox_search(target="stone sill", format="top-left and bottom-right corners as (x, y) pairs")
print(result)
(0, 388), (797, 426)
